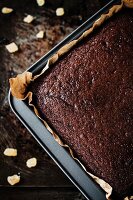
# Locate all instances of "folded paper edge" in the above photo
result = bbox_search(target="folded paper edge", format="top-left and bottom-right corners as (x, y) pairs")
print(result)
(9, 71), (32, 100)
(9, 1), (133, 199)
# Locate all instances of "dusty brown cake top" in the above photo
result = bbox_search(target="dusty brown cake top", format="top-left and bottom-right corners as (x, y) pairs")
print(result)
(30, 8), (133, 198)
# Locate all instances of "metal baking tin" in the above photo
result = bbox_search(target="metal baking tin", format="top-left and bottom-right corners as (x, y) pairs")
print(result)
(9, 0), (121, 199)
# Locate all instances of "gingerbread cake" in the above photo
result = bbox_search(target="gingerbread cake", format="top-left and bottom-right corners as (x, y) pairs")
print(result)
(30, 7), (133, 198)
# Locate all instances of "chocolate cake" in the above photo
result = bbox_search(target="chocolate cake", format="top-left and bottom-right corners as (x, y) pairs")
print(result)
(30, 8), (133, 198)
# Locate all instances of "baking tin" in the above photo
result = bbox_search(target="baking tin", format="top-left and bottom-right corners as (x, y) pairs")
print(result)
(9, 0), (121, 199)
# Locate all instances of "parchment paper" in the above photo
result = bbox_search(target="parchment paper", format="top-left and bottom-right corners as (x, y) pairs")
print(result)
(9, 0), (133, 199)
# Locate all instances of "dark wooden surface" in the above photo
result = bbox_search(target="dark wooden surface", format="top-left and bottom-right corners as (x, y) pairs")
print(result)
(0, 0), (109, 199)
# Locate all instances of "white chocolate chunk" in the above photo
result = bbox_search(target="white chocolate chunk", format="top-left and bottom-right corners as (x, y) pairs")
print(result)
(56, 8), (64, 16)
(2, 7), (13, 14)
(23, 15), (34, 23)
(7, 174), (20, 185)
(36, 0), (45, 6)
(26, 157), (37, 168)
(36, 30), (44, 38)
(6, 42), (18, 53)
(4, 148), (17, 156)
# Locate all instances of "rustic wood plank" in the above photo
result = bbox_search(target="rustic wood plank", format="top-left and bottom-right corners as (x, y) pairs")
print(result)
(0, 187), (86, 200)
(0, 155), (74, 187)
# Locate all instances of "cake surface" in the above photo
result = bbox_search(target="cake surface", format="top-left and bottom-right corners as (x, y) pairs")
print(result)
(30, 8), (133, 197)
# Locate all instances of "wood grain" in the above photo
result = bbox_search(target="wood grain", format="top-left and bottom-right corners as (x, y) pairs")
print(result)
(0, 187), (86, 200)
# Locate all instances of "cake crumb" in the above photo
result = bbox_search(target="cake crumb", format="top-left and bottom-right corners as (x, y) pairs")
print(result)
(36, 0), (45, 6)
(7, 174), (20, 185)
(56, 8), (64, 16)
(26, 157), (37, 168)
(6, 42), (18, 53)
(4, 148), (17, 156)
(36, 30), (44, 38)
(1, 7), (13, 14)
(23, 15), (34, 23)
